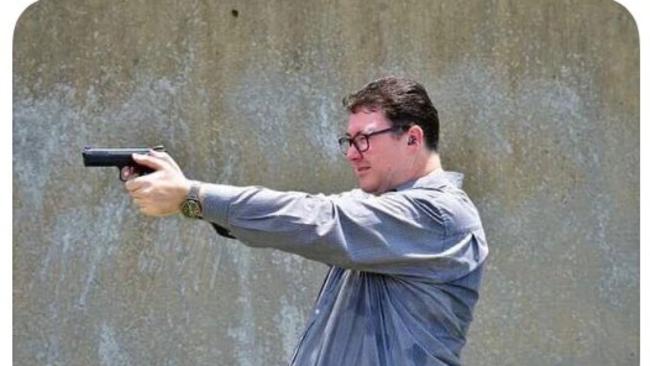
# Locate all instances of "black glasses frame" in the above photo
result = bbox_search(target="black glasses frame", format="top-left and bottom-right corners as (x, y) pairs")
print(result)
(337, 125), (407, 156)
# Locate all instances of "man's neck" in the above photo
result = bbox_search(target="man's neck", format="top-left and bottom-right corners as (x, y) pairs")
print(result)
(379, 152), (442, 195)
(418, 152), (442, 178)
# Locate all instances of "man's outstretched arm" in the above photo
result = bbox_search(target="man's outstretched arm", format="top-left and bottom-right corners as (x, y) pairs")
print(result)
(124, 150), (487, 281)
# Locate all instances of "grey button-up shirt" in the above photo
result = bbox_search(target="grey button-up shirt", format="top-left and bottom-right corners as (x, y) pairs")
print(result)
(200, 170), (488, 366)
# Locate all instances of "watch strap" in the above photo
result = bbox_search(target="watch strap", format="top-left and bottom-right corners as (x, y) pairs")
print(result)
(187, 181), (201, 201)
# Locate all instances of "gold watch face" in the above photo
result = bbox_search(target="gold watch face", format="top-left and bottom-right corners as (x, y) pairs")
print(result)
(181, 199), (202, 218)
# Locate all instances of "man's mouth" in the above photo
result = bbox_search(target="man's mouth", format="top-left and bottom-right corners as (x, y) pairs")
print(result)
(356, 166), (370, 174)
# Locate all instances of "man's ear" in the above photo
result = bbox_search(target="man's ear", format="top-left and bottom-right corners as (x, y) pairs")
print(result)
(406, 125), (424, 147)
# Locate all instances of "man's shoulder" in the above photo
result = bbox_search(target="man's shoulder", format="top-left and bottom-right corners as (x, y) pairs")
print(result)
(411, 170), (464, 190)
(401, 178), (483, 233)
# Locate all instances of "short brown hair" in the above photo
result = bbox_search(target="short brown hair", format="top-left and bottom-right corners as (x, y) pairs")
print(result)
(343, 76), (439, 151)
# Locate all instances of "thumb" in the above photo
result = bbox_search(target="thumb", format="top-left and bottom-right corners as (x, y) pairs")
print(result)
(132, 153), (167, 171)
(149, 150), (181, 171)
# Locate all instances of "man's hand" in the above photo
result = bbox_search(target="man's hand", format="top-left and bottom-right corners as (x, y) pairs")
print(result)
(123, 150), (191, 217)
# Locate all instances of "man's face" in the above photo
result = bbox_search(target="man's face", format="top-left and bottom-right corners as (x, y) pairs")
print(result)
(344, 108), (410, 194)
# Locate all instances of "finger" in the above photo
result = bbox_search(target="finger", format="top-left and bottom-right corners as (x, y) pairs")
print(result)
(149, 150), (181, 171)
(132, 153), (168, 171)
(124, 178), (136, 191)
(121, 166), (141, 181)
(124, 176), (148, 193)
(130, 191), (146, 200)
(121, 166), (131, 178)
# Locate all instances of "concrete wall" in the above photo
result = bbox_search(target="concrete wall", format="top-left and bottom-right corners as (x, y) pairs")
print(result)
(13, 0), (638, 365)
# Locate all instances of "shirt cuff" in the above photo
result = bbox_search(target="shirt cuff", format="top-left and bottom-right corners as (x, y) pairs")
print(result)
(199, 183), (246, 228)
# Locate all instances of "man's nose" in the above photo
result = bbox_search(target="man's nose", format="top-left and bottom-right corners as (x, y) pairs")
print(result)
(345, 144), (362, 161)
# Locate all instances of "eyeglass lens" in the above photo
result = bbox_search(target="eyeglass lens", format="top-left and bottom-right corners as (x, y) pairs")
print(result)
(338, 135), (369, 155)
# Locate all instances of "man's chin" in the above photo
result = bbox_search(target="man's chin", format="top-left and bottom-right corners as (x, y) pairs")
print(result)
(357, 180), (379, 194)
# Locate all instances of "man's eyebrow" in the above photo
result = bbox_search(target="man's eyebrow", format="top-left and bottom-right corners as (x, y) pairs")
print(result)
(346, 128), (374, 138)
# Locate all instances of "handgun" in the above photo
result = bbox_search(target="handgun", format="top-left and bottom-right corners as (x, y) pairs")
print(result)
(82, 145), (236, 238)
(82, 145), (166, 181)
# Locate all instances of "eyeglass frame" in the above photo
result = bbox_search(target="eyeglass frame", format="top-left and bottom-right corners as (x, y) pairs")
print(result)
(337, 124), (410, 156)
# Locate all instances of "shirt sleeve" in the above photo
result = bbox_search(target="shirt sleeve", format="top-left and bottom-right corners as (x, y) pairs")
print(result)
(199, 183), (487, 282)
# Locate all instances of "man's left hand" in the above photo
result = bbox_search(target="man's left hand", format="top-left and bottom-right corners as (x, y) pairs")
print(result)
(124, 150), (191, 217)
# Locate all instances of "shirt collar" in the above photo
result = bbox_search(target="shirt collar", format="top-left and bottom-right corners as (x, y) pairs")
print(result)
(393, 169), (464, 192)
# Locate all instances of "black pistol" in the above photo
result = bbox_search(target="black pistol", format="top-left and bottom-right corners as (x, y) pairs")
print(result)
(82, 145), (166, 181)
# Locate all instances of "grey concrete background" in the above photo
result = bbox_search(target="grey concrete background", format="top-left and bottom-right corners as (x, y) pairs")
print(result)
(13, 0), (638, 365)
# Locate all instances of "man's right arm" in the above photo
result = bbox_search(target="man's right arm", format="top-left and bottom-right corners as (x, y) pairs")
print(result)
(197, 182), (487, 282)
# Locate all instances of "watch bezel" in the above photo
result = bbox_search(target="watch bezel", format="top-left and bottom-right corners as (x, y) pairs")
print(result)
(181, 198), (202, 218)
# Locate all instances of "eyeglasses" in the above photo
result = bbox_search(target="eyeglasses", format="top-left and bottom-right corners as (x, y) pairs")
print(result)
(337, 125), (406, 156)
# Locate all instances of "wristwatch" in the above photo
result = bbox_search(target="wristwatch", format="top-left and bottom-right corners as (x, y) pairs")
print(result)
(180, 181), (203, 219)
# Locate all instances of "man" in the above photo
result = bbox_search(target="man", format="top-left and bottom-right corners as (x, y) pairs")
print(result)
(124, 76), (488, 365)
